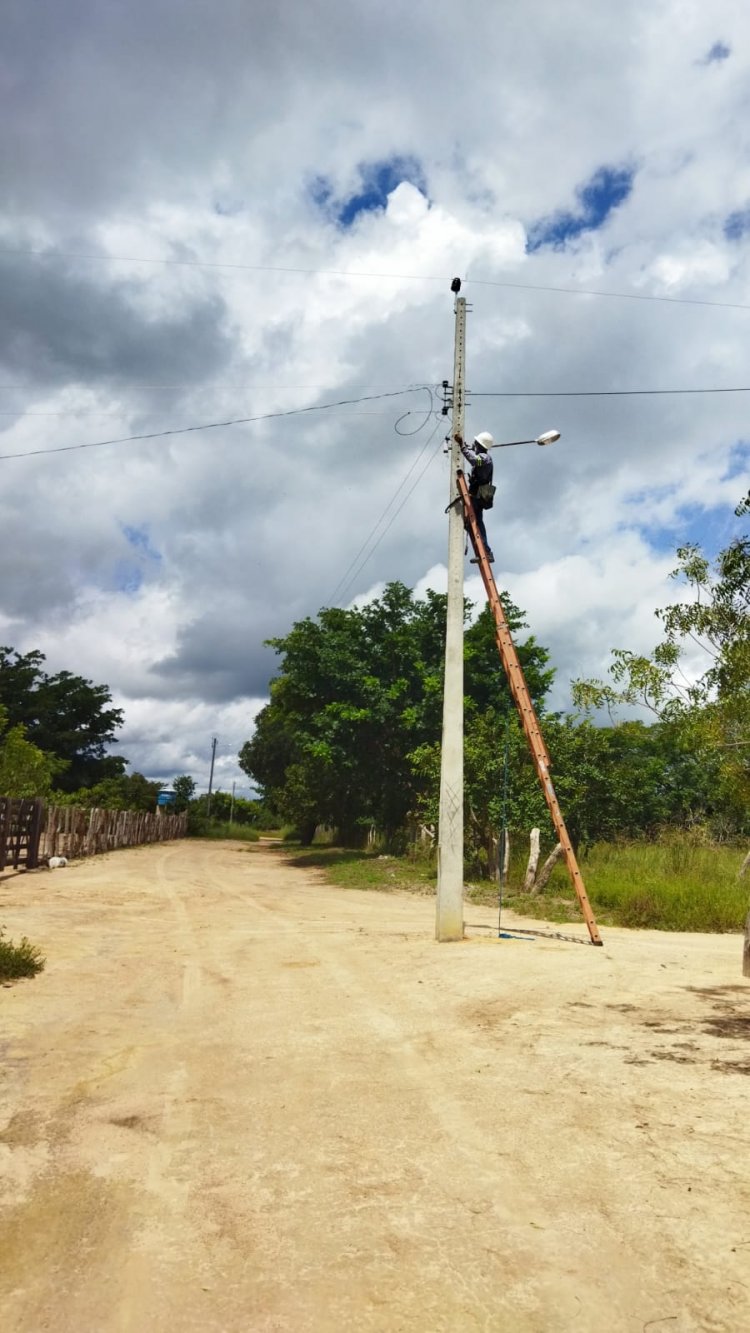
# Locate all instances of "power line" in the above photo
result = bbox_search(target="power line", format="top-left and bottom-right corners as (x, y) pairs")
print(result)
(0, 380), (417, 390)
(328, 415), (441, 604)
(0, 408), (412, 419)
(465, 276), (750, 311)
(0, 385), (438, 423)
(5, 385), (750, 421)
(471, 386), (750, 397)
(331, 419), (445, 607)
(4, 245), (750, 312)
(0, 387), (425, 461)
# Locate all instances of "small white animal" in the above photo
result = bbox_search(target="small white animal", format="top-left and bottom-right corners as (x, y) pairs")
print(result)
(47, 856), (68, 869)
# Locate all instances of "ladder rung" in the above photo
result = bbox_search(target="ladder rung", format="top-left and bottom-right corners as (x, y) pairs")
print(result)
(456, 470), (602, 946)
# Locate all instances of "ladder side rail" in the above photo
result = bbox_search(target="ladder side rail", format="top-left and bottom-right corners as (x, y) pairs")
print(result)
(457, 472), (602, 946)
(458, 472), (551, 764)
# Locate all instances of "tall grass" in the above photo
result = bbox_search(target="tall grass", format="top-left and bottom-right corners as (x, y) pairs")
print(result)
(190, 821), (260, 841)
(578, 837), (748, 931)
(281, 834), (749, 933)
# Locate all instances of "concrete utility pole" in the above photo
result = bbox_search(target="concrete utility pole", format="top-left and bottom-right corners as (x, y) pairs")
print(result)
(436, 285), (467, 941)
(229, 780), (236, 825)
(206, 736), (217, 817)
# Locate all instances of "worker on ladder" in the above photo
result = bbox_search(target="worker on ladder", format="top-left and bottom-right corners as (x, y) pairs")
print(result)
(454, 431), (496, 562)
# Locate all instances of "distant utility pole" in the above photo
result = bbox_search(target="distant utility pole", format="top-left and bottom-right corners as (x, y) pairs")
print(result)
(206, 737), (217, 817)
(229, 780), (236, 825)
(436, 281), (467, 941)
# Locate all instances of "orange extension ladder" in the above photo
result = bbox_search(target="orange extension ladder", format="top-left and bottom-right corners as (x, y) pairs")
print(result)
(457, 469), (603, 946)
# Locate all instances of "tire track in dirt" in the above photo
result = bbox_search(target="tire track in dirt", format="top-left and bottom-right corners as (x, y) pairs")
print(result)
(2, 840), (748, 1332)
(198, 849), (652, 1331)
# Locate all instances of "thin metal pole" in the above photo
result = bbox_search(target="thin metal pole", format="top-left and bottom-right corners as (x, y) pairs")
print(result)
(498, 717), (510, 936)
(206, 737), (217, 817)
(436, 293), (467, 941)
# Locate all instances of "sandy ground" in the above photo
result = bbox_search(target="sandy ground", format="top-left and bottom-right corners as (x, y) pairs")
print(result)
(1, 840), (749, 1333)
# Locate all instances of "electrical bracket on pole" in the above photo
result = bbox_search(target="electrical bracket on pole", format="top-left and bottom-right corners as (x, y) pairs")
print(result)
(457, 470), (603, 947)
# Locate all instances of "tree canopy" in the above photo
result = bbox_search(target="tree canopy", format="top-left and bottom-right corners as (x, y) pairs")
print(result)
(573, 518), (749, 835)
(50, 772), (162, 812)
(0, 647), (125, 791)
(240, 521), (749, 861)
(0, 705), (63, 798)
(240, 581), (553, 847)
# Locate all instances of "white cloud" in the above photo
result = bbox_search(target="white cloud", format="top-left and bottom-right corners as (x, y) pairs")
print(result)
(2, 0), (750, 784)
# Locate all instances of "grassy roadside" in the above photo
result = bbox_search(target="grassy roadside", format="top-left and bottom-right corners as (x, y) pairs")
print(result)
(190, 822), (260, 840)
(280, 847), (436, 895)
(276, 839), (750, 933)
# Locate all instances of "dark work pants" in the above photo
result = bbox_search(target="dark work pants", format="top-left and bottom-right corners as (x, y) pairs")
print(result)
(471, 497), (493, 556)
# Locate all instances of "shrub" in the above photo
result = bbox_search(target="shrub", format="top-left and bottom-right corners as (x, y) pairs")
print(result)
(0, 927), (45, 982)
(188, 816), (259, 841)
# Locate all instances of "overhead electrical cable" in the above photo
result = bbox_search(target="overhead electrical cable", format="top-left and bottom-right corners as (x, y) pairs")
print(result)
(0, 387), (425, 461)
(6, 385), (750, 423)
(0, 381), (421, 390)
(1, 386), (438, 424)
(471, 386), (750, 398)
(331, 418), (446, 607)
(4, 246), (750, 312)
(328, 413), (441, 604)
(464, 277), (750, 311)
(0, 408), (413, 419)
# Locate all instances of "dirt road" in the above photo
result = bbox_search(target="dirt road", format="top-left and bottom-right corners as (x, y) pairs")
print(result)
(1, 840), (748, 1331)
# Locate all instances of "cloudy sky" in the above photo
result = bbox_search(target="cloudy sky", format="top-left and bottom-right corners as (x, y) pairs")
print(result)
(2, 1), (749, 795)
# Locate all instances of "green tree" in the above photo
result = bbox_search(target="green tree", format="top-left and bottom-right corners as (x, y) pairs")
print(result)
(573, 511), (750, 836)
(50, 772), (161, 812)
(0, 706), (63, 797)
(240, 582), (556, 850)
(0, 647), (125, 790)
(172, 774), (196, 812)
(241, 584), (449, 843)
(409, 598), (556, 867)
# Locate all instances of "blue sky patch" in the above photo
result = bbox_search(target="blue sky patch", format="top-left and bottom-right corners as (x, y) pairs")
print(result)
(113, 563), (144, 595)
(123, 524), (162, 562)
(111, 525), (161, 594)
(310, 176), (333, 210)
(527, 165), (635, 252)
(657, 500), (743, 562)
(625, 443), (749, 560)
(312, 156), (428, 228)
(724, 206), (750, 240)
(701, 41), (731, 64)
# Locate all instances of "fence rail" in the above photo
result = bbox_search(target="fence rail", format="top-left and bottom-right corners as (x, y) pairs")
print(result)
(0, 798), (45, 870)
(39, 805), (188, 861)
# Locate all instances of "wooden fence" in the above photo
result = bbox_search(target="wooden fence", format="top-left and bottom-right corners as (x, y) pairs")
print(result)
(39, 805), (188, 861)
(0, 798), (45, 870)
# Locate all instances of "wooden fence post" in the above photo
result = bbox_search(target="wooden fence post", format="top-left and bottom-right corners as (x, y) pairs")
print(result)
(523, 828), (541, 892)
(530, 842), (564, 895)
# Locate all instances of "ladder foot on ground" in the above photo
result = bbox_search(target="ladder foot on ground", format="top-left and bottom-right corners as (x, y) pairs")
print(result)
(457, 470), (603, 947)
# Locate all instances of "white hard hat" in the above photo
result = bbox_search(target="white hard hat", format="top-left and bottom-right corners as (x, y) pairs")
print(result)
(474, 431), (494, 451)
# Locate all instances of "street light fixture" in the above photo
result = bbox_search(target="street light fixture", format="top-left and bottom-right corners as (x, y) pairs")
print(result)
(489, 430), (561, 449)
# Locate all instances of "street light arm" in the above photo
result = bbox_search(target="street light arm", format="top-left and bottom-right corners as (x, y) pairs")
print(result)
(490, 430), (561, 449)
